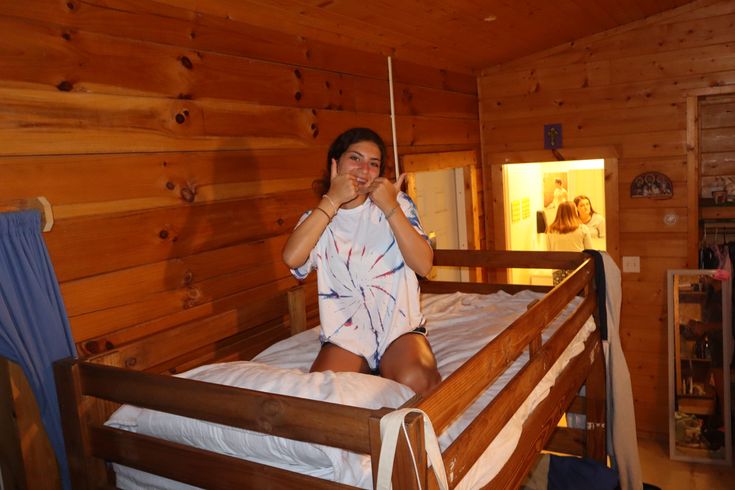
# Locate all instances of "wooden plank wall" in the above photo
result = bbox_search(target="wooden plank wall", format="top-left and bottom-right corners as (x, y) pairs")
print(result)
(0, 0), (479, 485)
(700, 94), (735, 199)
(478, 0), (735, 437)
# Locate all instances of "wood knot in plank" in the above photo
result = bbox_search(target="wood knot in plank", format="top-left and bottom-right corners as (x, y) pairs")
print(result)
(294, 91), (302, 101)
(179, 56), (193, 69)
(183, 270), (194, 285)
(180, 183), (196, 203)
(159, 229), (169, 239)
(83, 340), (101, 354)
(56, 80), (73, 92)
(186, 287), (201, 300)
(66, 1), (77, 11)
(125, 357), (137, 368)
(174, 108), (190, 125)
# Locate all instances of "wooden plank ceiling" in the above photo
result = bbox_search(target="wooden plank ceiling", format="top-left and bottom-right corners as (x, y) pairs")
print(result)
(159, 0), (696, 72)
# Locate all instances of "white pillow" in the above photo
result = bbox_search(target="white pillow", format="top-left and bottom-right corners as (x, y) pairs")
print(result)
(106, 361), (414, 482)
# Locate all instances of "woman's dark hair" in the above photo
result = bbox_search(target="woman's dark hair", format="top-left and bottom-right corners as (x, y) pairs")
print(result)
(573, 195), (596, 216)
(320, 128), (387, 192)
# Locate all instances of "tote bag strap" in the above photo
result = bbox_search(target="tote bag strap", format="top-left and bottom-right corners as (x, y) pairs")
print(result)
(376, 408), (449, 490)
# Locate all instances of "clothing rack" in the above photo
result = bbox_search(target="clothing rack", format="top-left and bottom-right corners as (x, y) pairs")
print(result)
(702, 221), (735, 234)
(0, 196), (54, 232)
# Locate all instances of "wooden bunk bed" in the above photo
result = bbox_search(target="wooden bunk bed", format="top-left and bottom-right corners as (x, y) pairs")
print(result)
(54, 249), (607, 489)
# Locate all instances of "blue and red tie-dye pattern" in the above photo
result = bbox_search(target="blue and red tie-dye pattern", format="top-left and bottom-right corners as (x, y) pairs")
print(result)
(290, 192), (429, 369)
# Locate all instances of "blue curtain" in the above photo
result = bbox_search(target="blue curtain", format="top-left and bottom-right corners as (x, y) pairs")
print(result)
(0, 210), (76, 489)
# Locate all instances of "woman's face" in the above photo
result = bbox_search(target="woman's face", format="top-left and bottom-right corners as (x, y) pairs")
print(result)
(337, 141), (382, 193)
(577, 199), (591, 220)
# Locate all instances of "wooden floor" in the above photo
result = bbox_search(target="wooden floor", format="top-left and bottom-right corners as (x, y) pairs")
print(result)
(639, 437), (735, 490)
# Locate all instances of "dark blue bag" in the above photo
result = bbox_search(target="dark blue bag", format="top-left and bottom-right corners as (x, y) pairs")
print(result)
(548, 455), (619, 490)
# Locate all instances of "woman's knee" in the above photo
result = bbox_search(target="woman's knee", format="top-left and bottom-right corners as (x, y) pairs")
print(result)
(310, 343), (370, 374)
(392, 363), (441, 396)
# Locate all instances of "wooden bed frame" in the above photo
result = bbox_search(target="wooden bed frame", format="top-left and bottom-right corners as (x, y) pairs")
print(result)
(54, 249), (606, 489)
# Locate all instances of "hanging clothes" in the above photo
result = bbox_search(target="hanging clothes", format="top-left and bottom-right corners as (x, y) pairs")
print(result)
(0, 210), (76, 490)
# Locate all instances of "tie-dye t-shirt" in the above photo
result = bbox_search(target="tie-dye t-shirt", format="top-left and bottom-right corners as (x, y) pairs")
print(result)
(291, 192), (430, 369)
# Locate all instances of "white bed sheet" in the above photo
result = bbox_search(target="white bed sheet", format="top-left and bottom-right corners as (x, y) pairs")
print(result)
(110, 290), (595, 489)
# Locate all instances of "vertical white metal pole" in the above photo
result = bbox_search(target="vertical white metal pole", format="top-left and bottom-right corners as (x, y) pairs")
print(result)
(387, 56), (400, 178)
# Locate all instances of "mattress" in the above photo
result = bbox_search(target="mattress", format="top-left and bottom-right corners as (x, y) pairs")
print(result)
(108, 289), (595, 489)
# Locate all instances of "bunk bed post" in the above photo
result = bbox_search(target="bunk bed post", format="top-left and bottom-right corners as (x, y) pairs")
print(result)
(287, 286), (307, 335)
(395, 412), (426, 489)
(581, 254), (607, 463)
(368, 416), (383, 487)
(53, 358), (108, 489)
(585, 337), (607, 463)
(367, 412), (426, 489)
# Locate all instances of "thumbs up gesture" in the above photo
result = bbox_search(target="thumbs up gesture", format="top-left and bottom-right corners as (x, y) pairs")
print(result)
(366, 172), (406, 215)
(327, 158), (361, 205)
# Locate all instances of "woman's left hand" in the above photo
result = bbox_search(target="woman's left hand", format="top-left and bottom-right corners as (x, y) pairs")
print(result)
(366, 173), (406, 212)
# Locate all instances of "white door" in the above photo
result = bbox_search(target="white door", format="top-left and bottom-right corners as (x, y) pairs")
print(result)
(413, 168), (465, 281)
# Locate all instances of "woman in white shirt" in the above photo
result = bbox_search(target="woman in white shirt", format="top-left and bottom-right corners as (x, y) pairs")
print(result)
(282, 128), (441, 396)
(546, 201), (592, 285)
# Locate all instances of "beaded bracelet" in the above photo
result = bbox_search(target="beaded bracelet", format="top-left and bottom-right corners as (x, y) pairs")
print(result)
(312, 207), (332, 220)
(321, 194), (338, 215)
(385, 204), (401, 220)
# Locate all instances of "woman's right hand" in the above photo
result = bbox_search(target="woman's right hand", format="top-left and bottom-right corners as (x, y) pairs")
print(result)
(327, 158), (359, 205)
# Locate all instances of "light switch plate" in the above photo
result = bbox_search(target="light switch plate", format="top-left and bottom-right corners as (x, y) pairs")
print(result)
(622, 256), (640, 273)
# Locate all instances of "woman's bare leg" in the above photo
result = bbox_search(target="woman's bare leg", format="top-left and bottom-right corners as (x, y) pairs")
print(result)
(310, 343), (371, 374)
(379, 334), (441, 396)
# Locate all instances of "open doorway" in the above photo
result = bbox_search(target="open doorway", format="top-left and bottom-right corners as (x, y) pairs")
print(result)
(504, 159), (607, 285)
(401, 150), (481, 282)
(413, 167), (468, 281)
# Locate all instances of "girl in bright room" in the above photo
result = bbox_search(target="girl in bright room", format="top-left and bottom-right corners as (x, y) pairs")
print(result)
(282, 127), (441, 396)
(550, 178), (568, 208)
(574, 194), (606, 240)
(546, 201), (593, 285)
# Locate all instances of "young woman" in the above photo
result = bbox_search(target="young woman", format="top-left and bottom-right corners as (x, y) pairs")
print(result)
(546, 201), (593, 285)
(574, 195), (606, 239)
(282, 128), (441, 396)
